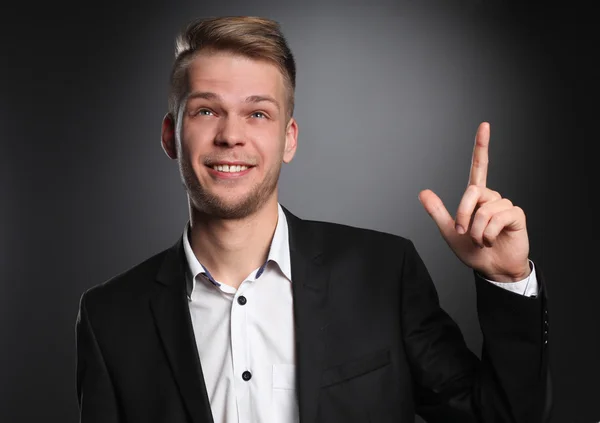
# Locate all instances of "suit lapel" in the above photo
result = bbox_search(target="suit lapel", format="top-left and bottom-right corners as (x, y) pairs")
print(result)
(150, 238), (214, 423)
(284, 207), (331, 423)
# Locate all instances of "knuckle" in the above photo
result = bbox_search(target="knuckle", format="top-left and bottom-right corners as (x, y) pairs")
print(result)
(469, 226), (482, 241)
(482, 224), (497, 246)
(482, 230), (493, 242)
(483, 227), (496, 240)
(475, 206), (491, 220)
(456, 210), (470, 219)
(489, 213), (502, 226)
(473, 158), (488, 167)
(468, 185), (480, 195)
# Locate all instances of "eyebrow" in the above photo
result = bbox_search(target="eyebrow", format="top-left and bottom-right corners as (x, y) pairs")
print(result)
(187, 91), (280, 110)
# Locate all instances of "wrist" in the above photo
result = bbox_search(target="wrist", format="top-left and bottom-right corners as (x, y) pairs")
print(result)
(481, 260), (531, 283)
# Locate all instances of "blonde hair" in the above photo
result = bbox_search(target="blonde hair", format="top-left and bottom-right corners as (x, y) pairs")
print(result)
(168, 16), (296, 121)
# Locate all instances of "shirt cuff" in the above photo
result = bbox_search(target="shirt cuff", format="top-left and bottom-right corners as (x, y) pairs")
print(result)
(479, 260), (538, 297)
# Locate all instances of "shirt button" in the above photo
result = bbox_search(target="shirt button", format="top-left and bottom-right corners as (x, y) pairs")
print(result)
(237, 295), (247, 305)
(242, 371), (252, 381)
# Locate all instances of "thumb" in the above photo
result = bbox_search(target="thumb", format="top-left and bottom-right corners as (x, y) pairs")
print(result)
(418, 189), (455, 238)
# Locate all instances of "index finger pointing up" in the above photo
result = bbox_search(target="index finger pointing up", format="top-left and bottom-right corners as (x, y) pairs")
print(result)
(468, 122), (490, 187)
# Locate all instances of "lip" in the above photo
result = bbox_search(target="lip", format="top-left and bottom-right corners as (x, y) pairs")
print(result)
(208, 161), (254, 166)
(205, 163), (254, 179)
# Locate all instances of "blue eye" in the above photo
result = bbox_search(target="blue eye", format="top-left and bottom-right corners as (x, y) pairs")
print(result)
(251, 111), (266, 119)
(198, 109), (213, 116)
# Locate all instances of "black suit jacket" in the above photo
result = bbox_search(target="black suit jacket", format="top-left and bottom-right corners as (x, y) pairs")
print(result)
(76, 206), (551, 422)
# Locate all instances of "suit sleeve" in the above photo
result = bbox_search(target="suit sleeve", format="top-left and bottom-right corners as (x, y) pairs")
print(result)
(76, 292), (121, 423)
(400, 240), (551, 423)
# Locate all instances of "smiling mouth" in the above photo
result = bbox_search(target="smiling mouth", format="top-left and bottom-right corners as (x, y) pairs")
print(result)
(210, 164), (252, 173)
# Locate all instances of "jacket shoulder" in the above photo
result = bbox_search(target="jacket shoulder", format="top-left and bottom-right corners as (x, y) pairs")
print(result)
(78, 245), (172, 309)
(300, 216), (415, 257)
(307, 217), (410, 243)
(282, 204), (415, 252)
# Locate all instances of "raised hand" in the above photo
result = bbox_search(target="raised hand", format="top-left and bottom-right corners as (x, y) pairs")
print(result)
(418, 122), (531, 282)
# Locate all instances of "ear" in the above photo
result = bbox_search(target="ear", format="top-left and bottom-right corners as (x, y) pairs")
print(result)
(161, 113), (177, 159)
(283, 117), (298, 164)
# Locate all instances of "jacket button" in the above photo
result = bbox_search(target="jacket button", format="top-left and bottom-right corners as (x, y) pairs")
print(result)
(238, 296), (247, 305)
(242, 371), (252, 381)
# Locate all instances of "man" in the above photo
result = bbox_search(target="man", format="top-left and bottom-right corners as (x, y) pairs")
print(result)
(75, 16), (551, 423)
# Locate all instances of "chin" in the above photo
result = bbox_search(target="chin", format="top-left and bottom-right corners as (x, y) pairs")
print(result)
(183, 165), (280, 220)
(191, 191), (268, 220)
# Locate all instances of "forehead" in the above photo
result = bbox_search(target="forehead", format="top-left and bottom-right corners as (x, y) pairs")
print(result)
(185, 51), (286, 101)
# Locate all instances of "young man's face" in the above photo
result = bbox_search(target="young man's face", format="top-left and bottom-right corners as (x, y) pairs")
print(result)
(166, 51), (298, 219)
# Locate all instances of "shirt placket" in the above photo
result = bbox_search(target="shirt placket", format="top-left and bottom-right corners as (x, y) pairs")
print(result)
(231, 281), (252, 423)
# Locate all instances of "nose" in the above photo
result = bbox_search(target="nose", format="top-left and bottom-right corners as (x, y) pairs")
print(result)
(214, 116), (245, 147)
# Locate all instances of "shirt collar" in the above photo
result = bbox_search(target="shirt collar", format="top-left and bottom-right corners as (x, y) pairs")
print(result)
(182, 203), (291, 297)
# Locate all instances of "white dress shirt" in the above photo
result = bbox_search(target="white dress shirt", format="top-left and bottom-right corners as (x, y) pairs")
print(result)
(182, 204), (538, 423)
(183, 204), (297, 423)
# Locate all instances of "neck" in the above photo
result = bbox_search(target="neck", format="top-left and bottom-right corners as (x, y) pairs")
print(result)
(187, 197), (279, 289)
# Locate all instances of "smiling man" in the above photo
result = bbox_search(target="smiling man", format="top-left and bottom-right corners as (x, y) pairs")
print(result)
(75, 16), (551, 423)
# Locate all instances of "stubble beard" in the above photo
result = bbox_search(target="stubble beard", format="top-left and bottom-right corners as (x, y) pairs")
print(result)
(179, 157), (282, 220)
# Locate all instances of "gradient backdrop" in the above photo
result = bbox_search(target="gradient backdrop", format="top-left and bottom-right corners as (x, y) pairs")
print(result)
(1, 1), (595, 422)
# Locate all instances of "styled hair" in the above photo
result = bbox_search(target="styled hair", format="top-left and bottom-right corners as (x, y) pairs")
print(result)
(168, 16), (296, 121)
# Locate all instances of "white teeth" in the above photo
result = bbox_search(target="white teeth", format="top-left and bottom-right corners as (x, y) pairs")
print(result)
(212, 165), (249, 172)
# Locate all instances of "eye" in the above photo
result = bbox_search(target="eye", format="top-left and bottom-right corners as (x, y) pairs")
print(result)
(251, 111), (267, 119)
(196, 109), (214, 116)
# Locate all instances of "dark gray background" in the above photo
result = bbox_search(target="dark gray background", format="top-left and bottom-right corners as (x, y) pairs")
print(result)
(1, 0), (595, 422)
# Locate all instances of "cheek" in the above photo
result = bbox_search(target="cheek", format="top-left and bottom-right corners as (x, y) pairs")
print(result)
(180, 124), (213, 153)
(258, 138), (286, 166)
(267, 125), (288, 152)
